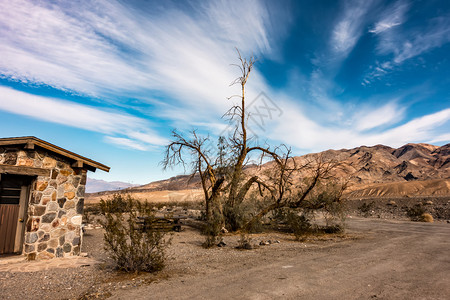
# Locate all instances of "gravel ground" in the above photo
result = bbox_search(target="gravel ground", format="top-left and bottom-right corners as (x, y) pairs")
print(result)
(0, 198), (449, 300)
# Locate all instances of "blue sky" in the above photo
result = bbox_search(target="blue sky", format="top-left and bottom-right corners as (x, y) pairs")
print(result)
(0, 0), (449, 184)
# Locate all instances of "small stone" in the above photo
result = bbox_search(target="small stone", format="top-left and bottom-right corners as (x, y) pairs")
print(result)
(73, 236), (80, 246)
(58, 210), (66, 218)
(72, 177), (81, 188)
(64, 201), (76, 209)
(64, 191), (75, 200)
(43, 157), (56, 168)
(32, 192), (42, 204)
(51, 219), (60, 228)
(38, 233), (50, 242)
(217, 241), (226, 247)
(71, 215), (82, 225)
(58, 197), (66, 208)
(47, 201), (59, 212)
(25, 232), (38, 243)
(46, 248), (55, 254)
(60, 216), (68, 226)
(56, 247), (64, 258)
(37, 242), (47, 252)
(66, 231), (76, 242)
(76, 186), (84, 197)
(33, 205), (46, 216)
(76, 198), (84, 214)
(24, 244), (35, 253)
(48, 239), (58, 248)
(60, 169), (72, 176)
(27, 253), (37, 261)
(41, 197), (51, 205)
(51, 191), (57, 202)
(37, 251), (54, 259)
(41, 213), (56, 223)
(63, 243), (72, 253)
(59, 235), (65, 246)
(67, 223), (76, 231)
(36, 181), (48, 191)
(57, 175), (68, 185)
(73, 246), (80, 255)
(51, 169), (59, 179)
(51, 228), (67, 239)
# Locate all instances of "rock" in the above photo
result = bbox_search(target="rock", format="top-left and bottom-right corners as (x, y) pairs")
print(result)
(42, 157), (56, 168)
(220, 227), (228, 233)
(63, 243), (72, 253)
(47, 201), (59, 212)
(76, 198), (84, 214)
(259, 241), (270, 246)
(41, 213), (57, 223)
(25, 232), (38, 243)
(64, 191), (75, 200)
(217, 241), (226, 247)
(36, 181), (48, 191)
(33, 205), (46, 216)
(58, 197), (66, 208)
(71, 215), (82, 225)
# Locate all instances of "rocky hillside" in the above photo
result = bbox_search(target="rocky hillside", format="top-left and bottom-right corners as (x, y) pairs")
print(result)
(86, 143), (450, 202)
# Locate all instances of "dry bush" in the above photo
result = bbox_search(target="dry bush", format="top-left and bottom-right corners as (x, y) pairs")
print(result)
(420, 213), (434, 223)
(100, 194), (170, 273)
(407, 204), (426, 221)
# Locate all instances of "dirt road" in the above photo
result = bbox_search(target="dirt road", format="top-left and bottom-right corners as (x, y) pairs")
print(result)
(110, 218), (450, 300)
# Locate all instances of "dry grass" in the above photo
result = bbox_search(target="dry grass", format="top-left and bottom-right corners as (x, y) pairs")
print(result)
(420, 213), (434, 223)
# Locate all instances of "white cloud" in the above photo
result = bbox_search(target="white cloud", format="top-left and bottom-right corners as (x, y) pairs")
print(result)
(0, 86), (167, 149)
(369, 0), (408, 34)
(355, 102), (405, 131)
(104, 137), (149, 151)
(332, 0), (374, 57)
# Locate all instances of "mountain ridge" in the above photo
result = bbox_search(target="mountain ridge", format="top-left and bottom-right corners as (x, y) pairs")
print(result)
(86, 143), (450, 202)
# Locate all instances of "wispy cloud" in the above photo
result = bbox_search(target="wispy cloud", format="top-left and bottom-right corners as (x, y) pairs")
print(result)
(369, 0), (408, 34)
(354, 101), (405, 131)
(393, 16), (450, 63)
(0, 0), (285, 124)
(364, 2), (450, 84)
(331, 0), (374, 57)
(0, 86), (166, 149)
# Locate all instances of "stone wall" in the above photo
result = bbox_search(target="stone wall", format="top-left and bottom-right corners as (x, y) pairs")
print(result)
(0, 147), (87, 259)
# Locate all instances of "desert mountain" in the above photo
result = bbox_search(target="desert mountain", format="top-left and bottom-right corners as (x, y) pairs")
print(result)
(86, 143), (450, 202)
(86, 178), (139, 193)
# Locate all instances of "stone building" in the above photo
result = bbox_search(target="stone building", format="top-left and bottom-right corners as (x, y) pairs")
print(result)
(0, 137), (109, 259)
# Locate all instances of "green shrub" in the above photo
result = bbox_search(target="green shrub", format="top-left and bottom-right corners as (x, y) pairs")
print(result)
(202, 210), (223, 248)
(286, 211), (312, 240)
(100, 194), (170, 273)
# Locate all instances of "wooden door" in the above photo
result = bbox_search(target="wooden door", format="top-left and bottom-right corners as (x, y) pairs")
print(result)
(0, 175), (30, 255)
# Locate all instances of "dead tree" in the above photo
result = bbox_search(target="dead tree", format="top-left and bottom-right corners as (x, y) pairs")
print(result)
(163, 50), (344, 231)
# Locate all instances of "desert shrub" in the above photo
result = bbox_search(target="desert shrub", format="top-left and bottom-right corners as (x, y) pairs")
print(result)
(236, 232), (253, 250)
(100, 194), (170, 273)
(202, 210), (223, 248)
(286, 211), (312, 240)
(406, 204), (426, 221)
(420, 213), (434, 223)
(358, 201), (375, 217)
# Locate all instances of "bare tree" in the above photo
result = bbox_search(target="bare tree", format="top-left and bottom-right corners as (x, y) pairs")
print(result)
(163, 49), (345, 231)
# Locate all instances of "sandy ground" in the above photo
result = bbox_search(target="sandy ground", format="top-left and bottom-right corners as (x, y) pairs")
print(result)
(0, 217), (449, 299)
(109, 218), (450, 300)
